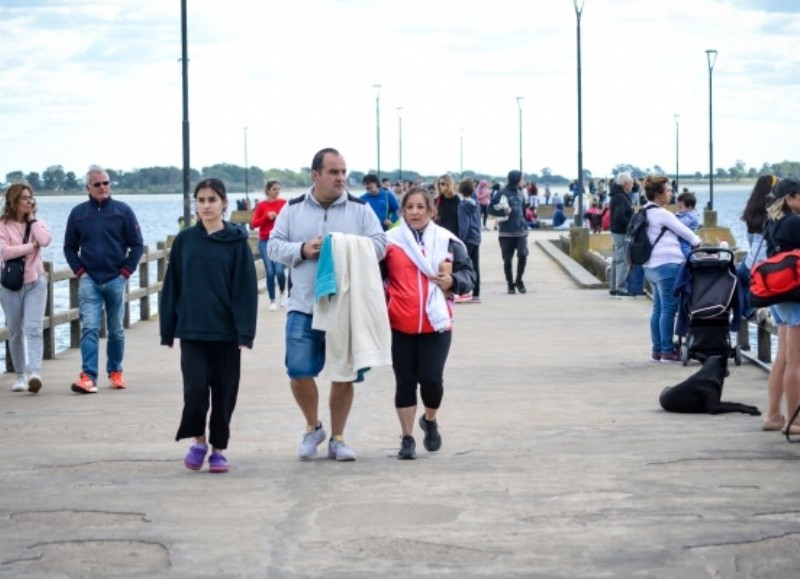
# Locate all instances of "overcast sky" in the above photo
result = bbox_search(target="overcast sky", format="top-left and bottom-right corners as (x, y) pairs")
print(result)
(1, 0), (798, 183)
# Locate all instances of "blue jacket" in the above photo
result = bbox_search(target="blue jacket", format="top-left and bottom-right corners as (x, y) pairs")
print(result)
(64, 196), (144, 284)
(488, 187), (528, 236)
(360, 189), (399, 231)
(457, 197), (482, 245)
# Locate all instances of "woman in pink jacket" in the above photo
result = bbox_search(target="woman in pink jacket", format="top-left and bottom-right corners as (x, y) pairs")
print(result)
(0, 184), (52, 393)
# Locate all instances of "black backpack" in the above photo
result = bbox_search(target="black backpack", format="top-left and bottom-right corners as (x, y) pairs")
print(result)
(625, 205), (667, 265)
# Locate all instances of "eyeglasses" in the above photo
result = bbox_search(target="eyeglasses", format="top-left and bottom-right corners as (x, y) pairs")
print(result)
(438, 182), (447, 186)
(91, 181), (110, 188)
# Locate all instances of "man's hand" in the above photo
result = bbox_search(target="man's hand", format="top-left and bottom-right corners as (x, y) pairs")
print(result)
(302, 235), (324, 259)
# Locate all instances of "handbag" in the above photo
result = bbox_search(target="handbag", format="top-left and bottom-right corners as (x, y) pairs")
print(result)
(749, 221), (800, 307)
(1, 221), (33, 291)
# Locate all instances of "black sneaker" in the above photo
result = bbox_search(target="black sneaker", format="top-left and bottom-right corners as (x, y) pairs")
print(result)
(507, 284), (516, 294)
(516, 281), (527, 294)
(418, 416), (442, 452)
(398, 435), (416, 460)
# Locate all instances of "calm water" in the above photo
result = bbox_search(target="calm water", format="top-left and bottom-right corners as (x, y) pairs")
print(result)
(1, 185), (758, 357)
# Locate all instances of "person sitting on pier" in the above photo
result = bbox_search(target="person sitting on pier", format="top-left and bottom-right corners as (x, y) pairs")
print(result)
(64, 165), (143, 393)
(552, 202), (569, 230)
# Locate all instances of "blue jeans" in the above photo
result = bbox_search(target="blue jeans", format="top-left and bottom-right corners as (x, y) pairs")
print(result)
(258, 239), (286, 301)
(626, 264), (645, 295)
(284, 312), (325, 379)
(79, 275), (127, 380)
(644, 263), (680, 354)
(736, 260), (754, 319)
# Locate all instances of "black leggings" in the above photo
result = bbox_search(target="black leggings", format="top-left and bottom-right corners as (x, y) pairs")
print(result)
(498, 236), (528, 286)
(175, 340), (241, 450)
(480, 204), (489, 227)
(392, 330), (452, 409)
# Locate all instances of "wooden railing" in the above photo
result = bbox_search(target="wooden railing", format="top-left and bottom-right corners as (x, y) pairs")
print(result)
(3, 237), (264, 372)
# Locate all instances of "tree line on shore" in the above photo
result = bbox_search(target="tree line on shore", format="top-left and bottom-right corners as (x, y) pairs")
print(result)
(3, 159), (799, 194)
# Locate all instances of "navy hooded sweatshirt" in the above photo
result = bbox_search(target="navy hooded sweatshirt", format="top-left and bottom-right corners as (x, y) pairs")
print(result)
(160, 221), (258, 348)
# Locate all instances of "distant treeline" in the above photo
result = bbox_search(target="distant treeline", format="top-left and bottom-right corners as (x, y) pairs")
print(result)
(3, 159), (799, 194)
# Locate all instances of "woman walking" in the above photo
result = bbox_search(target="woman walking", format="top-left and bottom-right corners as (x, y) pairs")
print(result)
(0, 184), (52, 393)
(382, 187), (475, 459)
(738, 175), (775, 320)
(160, 178), (258, 473)
(640, 176), (701, 363)
(761, 178), (800, 434)
(250, 180), (287, 311)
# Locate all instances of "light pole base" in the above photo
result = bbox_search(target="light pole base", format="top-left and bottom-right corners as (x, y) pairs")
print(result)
(703, 210), (718, 228)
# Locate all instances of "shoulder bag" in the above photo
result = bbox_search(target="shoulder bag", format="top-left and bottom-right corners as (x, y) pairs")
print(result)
(1, 221), (33, 291)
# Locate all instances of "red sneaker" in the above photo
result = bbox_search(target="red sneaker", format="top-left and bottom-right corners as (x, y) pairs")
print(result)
(109, 371), (127, 390)
(71, 373), (98, 394)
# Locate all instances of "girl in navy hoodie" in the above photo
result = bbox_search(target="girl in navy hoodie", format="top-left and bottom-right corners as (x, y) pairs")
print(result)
(160, 178), (258, 473)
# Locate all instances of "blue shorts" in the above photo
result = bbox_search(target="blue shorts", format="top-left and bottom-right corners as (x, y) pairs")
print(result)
(285, 312), (325, 379)
(770, 302), (800, 327)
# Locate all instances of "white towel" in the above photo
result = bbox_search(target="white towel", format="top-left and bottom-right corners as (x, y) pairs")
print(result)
(312, 233), (391, 382)
(386, 219), (461, 332)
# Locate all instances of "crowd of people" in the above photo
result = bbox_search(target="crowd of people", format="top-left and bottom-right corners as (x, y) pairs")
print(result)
(3, 154), (799, 469)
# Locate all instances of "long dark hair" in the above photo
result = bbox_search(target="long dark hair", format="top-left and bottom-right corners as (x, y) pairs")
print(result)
(740, 174), (776, 234)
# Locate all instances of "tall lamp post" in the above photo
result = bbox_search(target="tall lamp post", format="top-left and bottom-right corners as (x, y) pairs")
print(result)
(180, 0), (191, 226)
(373, 84), (382, 179)
(673, 114), (680, 195)
(705, 49), (717, 212)
(516, 96), (524, 175)
(243, 126), (249, 206)
(397, 107), (403, 181)
(460, 129), (465, 178)
(573, 0), (585, 227)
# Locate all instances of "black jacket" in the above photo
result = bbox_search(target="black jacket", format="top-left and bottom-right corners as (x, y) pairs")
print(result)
(160, 221), (258, 348)
(609, 184), (633, 234)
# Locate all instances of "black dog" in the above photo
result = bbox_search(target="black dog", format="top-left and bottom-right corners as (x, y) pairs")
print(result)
(659, 355), (761, 415)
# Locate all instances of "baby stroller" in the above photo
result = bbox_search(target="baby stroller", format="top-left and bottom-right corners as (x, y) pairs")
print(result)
(673, 247), (743, 367)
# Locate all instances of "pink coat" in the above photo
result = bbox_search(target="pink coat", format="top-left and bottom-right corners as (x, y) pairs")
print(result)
(0, 219), (52, 284)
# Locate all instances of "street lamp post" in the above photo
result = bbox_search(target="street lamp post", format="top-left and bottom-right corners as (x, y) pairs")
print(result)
(243, 126), (249, 206)
(573, 0), (585, 227)
(373, 84), (382, 179)
(180, 0), (191, 226)
(460, 129), (464, 178)
(397, 107), (403, 181)
(705, 49), (717, 212)
(516, 96), (524, 175)
(674, 114), (680, 195)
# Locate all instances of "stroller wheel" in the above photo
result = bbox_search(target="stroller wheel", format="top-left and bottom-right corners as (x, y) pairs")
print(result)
(680, 344), (689, 366)
(734, 345), (742, 366)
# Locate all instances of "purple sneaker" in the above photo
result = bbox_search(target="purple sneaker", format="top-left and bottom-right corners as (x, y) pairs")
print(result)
(184, 443), (208, 471)
(209, 452), (229, 473)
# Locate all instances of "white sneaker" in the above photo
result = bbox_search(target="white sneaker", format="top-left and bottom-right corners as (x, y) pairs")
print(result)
(328, 438), (357, 461)
(268, 302), (278, 312)
(279, 293), (288, 308)
(298, 424), (327, 460)
(27, 374), (43, 394)
(12, 375), (27, 392)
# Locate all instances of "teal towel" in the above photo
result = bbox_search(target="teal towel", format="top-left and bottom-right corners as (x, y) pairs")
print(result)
(314, 233), (337, 301)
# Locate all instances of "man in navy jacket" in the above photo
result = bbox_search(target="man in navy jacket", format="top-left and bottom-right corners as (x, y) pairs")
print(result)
(64, 165), (143, 393)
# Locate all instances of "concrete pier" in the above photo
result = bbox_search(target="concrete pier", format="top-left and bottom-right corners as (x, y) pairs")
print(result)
(1, 229), (797, 578)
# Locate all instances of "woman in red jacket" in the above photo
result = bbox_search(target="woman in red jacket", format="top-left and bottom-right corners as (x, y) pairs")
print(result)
(250, 181), (287, 311)
(382, 187), (475, 459)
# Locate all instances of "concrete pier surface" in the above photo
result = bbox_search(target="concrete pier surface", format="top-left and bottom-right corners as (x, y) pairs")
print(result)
(1, 229), (798, 578)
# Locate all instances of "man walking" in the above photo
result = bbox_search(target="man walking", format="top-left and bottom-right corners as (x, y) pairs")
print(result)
(489, 170), (529, 294)
(361, 173), (399, 231)
(64, 165), (143, 393)
(609, 172), (634, 298)
(269, 148), (386, 461)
